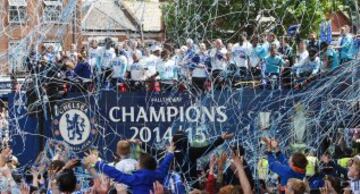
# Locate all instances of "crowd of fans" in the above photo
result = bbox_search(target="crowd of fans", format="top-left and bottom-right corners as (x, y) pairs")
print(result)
(24, 25), (360, 96)
(0, 128), (359, 193)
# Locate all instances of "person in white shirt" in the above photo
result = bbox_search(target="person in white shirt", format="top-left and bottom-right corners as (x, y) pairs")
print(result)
(68, 44), (78, 65)
(111, 48), (129, 86)
(142, 45), (162, 92)
(210, 39), (228, 88)
(87, 40), (102, 72)
(192, 43), (210, 93)
(97, 39), (116, 86)
(232, 34), (252, 79)
(129, 52), (146, 91)
(157, 50), (179, 91)
(267, 33), (280, 50)
(347, 155), (360, 194)
(293, 40), (310, 76)
(248, 36), (262, 77)
(111, 140), (138, 194)
(125, 39), (143, 65)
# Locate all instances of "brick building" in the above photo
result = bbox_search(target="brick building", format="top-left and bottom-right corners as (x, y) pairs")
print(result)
(0, 0), (82, 75)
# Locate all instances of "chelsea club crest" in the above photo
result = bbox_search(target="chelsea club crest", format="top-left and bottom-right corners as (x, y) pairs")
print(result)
(52, 101), (97, 152)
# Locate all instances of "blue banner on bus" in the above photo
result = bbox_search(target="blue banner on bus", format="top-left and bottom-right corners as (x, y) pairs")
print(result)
(8, 87), (359, 164)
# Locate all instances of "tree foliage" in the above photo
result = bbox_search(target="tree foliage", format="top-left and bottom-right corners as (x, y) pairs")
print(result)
(162, 0), (347, 45)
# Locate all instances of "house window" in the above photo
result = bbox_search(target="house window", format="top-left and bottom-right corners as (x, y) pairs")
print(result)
(8, 0), (27, 24)
(43, 0), (62, 22)
(8, 41), (27, 73)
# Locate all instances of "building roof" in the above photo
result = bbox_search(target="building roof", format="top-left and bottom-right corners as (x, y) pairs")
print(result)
(122, 0), (162, 32)
(82, 0), (137, 32)
(82, 0), (162, 33)
(8, 0), (27, 7)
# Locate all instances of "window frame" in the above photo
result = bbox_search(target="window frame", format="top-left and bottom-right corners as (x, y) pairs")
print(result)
(8, 5), (26, 24)
(43, 0), (63, 23)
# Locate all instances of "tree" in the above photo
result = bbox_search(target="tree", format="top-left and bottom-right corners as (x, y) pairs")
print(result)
(162, 0), (347, 45)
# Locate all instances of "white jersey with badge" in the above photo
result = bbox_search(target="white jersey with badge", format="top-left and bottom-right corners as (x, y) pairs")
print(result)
(210, 48), (228, 71)
(157, 59), (178, 82)
(249, 46), (261, 68)
(192, 52), (209, 78)
(112, 55), (128, 79)
(142, 55), (161, 79)
(100, 48), (116, 69)
(88, 47), (102, 68)
(129, 62), (146, 81)
(232, 42), (251, 68)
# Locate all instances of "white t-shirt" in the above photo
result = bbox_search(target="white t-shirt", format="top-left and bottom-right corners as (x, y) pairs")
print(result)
(210, 48), (227, 71)
(232, 42), (251, 68)
(88, 47), (102, 68)
(249, 46), (261, 68)
(192, 52), (209, 78)
(112, 55), (128, 79)
(100, 48), (116, 69)
(115, 158), (138, 174)
(142, 55), (161, 79)
(174, 55), (190, 78)
(129, 62), (146, 81)
(294, 50), (309, 67)
(157, 59), (178, 82)
(126, 49), (142, 65)
(351, 180), (360, 194)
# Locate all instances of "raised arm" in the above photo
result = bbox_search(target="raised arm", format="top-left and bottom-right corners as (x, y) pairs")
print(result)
(155, 143), (175, 180)
(232, 154), (252, 194)
(266, 151), (288, 177)
(95, 161), (136, 186)
(84, 152), (136, 186)
(190, 132), (233, 159)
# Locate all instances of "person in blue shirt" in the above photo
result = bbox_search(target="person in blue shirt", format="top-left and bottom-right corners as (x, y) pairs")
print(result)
(320, 42), (339, 72)
(262, 137), (308, 194)
(74, 54), (92, 79)
(84, 144), (175, 194)
(163, 171), (186, 194)
(264, 44), (285, 76)
(337, 26), (354, 64)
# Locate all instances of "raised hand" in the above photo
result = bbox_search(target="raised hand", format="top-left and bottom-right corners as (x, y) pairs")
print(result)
(0, 147), (12, 166)
(150, 181), (165, 194)
(167, 142), (176, 153)
(84, 151), (99, 168)
(63, 159), (81, 170)
(217, 152), (227, 169)
(209, 154), (217, 169)
(221, 132), (234, 140)
(270, 139), (280, 152)
(20, 182), (30, 194)
(232, 153), (244, 170)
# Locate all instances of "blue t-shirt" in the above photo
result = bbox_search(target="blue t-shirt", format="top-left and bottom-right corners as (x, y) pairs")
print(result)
(339, 34), (354, 60)
(74, 61), (92, 78)
(265, 55), (285, 74)
(325, 48), (339, 70)
(257, 43), (269, 59)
